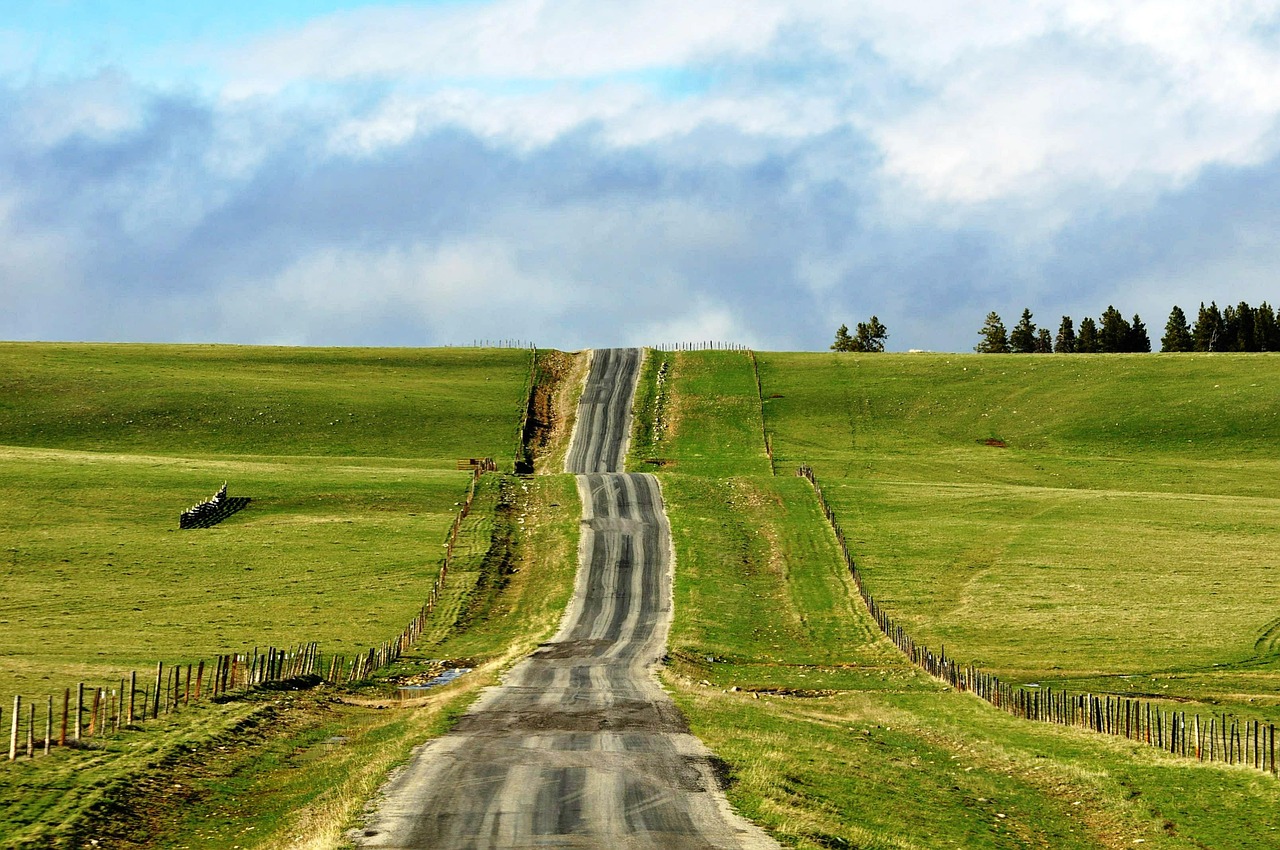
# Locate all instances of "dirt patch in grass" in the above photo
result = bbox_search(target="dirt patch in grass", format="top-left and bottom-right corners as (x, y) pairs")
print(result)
(518, 350), (574, 474)
(746, 687), (839, 699)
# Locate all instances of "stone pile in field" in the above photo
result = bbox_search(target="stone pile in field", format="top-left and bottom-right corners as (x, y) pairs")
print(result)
(179, 483), (249, 529)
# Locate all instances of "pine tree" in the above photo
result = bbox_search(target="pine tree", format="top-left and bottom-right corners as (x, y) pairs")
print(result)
(1098, 306), (1131, 353)
(1255, 302), (1279, 351)
(831, 324), (856, 352)
(1009, 308), (1037, 353)
(975, 312), (1011, 353)
(1035, 328), (1053, 353)
(1076, 317), (1099, 352)
(854, 316), (889, 352)
(1222, 304), (1240, 351)
(1234, 302), (1257, 351)
(1161, 306), (1193, 352)
(1192, 302), (1223, 351)
(1054, 316), (1076, 353)
(1127, 314), (1151, 352)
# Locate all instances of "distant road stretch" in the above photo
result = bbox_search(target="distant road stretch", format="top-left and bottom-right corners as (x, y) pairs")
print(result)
(563, 347), (642, 474)
(356, 348), (776, 849)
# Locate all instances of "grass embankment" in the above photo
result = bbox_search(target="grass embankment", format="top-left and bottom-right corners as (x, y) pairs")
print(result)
(0, 343), (540, 845)
(646, 350), (1280, 849)
(628, 349), (771, 477)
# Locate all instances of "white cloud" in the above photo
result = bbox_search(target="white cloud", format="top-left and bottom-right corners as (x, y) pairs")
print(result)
(11, 71), (144, 146)
(7, 1), (1280, 351)
(221, 0), (788, 97)
(218, 0), (1280, 218)
(861, 1), (1280, 204)
(219, 239), (572, 342)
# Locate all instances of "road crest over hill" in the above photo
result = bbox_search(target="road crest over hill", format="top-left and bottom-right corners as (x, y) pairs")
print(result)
(356, 348), (777, 849)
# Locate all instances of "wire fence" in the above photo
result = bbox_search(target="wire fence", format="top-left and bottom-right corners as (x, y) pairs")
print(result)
(796, 463), (1278, 777)
(651, 341), (748, 352)
(3, 461), (497, 764)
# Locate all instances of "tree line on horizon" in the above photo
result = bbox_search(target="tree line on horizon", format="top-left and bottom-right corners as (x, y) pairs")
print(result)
(831, 316), (888, 352)
(976, 301), (1280, 354)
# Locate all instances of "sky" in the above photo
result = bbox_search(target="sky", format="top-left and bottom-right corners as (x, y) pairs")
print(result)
(3, 1), (1280, 351)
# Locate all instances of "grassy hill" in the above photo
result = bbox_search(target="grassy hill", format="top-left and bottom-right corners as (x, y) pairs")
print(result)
(0, 343), (532, 692)
(756, 351), (1280, 705)
(0, 342), (579, 847)
(645, 349), (1280, 849)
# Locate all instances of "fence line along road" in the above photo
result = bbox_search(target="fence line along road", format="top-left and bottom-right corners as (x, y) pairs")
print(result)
(796, 463), (1279, 777)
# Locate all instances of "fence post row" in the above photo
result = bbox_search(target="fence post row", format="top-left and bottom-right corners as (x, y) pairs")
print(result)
(795, 463), (1277, 777)
(11, 448), (525, 762)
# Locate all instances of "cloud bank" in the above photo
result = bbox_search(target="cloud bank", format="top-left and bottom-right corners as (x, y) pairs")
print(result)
(3, 0), (1280, 351)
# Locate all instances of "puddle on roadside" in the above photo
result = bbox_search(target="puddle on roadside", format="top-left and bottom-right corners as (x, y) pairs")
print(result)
(397, 667), (472, 698)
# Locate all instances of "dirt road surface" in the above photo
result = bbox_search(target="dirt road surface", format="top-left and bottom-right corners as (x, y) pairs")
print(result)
(354, 348), (776, 849)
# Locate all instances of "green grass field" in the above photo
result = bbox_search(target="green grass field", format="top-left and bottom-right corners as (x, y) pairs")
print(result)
(754, 352), (1280, 711)
(0, 343), (531, 692)
(0, 342), (540, 846)
(6, 342), (1279, 848)
(648, 349), (1280, 849)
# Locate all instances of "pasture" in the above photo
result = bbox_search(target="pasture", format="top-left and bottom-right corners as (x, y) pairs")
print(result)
(650, 349), (1280, 848)
(0, 342), (541, 845)
(755, 352), (1280, 710)
(0, 344), (531, 698)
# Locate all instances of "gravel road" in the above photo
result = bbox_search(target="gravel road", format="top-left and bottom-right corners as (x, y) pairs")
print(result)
(355, 349), (776, 849)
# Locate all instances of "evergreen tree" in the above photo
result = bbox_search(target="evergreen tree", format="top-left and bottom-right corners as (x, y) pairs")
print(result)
(1222, 304), (1240, 351)
(854, 316), (889, 352)
(1076, 317), (1099, 352)
(1054, 316), (1076, 353)
(1127, 314), (1151, 352)
(1234, 301), (1257, 351)
(1192, 302), (1223, 351)
(1161, 305), (1193, 352)
(1098, 305), (1132, 353)
(1009, 308), (1037, 353)
(1255, 302), (1279, 351)
(1035, 328), (1053, 353)
(831, 324), (856, 352)
(975, 312), (1011, 353)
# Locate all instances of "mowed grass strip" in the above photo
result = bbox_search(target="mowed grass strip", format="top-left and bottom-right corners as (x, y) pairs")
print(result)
(639, 350), (770, 477)
(661, 474), (911, 692)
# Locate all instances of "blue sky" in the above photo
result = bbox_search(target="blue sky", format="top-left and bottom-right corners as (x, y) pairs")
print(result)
(3, 1), (1280, 350)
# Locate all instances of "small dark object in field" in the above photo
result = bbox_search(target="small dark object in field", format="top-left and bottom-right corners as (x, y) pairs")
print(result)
(180, 482), (250, 529)
(979, 438), (1007, 448)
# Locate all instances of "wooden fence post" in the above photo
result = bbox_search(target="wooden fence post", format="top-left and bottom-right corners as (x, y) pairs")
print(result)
(89, 689), (99, 737)
(74, 683), (83, 744)
(152, 663), (163, 720)
(8, 696), (19, 761)
(44, 696), (52, 755)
